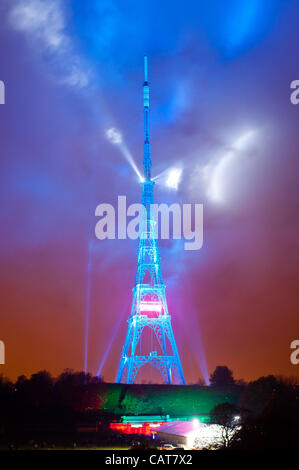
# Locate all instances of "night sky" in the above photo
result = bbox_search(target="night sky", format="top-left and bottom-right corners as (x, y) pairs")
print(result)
(1, 0), (299, 383)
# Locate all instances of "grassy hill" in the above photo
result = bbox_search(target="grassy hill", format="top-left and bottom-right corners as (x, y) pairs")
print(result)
(97, 383), (241, 418)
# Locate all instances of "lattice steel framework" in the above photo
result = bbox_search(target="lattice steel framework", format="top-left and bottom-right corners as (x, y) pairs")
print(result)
(116, 57), (185, 385)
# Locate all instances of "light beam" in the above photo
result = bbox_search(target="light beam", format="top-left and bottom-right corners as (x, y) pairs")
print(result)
(208, 130), (256, 202)
(105, 127), (144, 182)
(84, 239), (93, 374)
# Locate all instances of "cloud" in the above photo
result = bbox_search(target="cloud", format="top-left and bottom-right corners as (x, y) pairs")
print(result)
(9, 0), (66, 50)
(8, 0), (91, 88)
(105, 127), (123, 145)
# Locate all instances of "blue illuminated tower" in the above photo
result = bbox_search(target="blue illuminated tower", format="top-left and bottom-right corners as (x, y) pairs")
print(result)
(116, 57), (185, 385)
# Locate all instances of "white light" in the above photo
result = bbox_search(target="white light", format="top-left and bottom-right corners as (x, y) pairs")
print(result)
(166, 168), (182, 190)
(234, 415), (240, 421)
(105, 127), (144, 182)
(120, 144), (144, 182)
(187, 423), (236, 449)
(139, 302), (162, 312)
(208, 151), (234, 202)
(186, 424), (223, 449)
(105, 127), (122, 145)
(233, 130), (255, 150)
(192, 418), (200, 428)
(208, 130), (256, 203)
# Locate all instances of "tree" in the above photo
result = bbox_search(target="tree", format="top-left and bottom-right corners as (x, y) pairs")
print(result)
(210, 403), (241, 448)
(197, 378), (206, 386)
(55, 369), (103, 413)
(239, 375), (295, 416)
(209, 366), (235, 387)
(15, 370), (54, 408)
(0, 375), (13, 429)
(232, 378), (299, 450)
(120, 388), (148, 415)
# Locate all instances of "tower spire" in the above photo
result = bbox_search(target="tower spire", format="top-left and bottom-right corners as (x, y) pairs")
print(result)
(115, 57), (185, 386)
(143, 55), (151, 180)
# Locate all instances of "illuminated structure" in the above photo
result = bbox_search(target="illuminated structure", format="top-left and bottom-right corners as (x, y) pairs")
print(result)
(116, 57), (185, 385)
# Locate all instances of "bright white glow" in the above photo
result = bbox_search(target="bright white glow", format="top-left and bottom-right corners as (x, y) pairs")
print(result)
(166, 168), (182, 190)
(233, 130), (255, 150)
(208, 130), (256, 202)
(105, 127), (123, 145)
(234, 415), (240, 421)
(139, 302), (162, 312)
(192, 418), (200, 428)
(187, 423), (238, 449)
(208, 151), (235, 202)
(152, 166), (183, 190)
(186, 424), (222, 449)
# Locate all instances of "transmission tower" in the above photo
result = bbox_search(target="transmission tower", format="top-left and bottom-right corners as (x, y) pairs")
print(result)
(116, 57), (185, 385)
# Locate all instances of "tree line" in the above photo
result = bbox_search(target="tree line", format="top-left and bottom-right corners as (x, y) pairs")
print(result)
(0, 366), (298, 449)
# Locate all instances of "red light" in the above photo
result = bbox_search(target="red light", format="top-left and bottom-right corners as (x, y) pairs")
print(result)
(110, 421), (167, 436)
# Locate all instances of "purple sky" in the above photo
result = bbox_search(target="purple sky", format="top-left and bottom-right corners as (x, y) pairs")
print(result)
(0, 0), (299, 383)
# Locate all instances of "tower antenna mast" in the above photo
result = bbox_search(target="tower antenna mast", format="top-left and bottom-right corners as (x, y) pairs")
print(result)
(143, 55), (151, 181)
(116, 57), (185, 385)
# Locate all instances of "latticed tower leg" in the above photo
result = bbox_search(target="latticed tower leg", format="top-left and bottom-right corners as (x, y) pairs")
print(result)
(116, 314), (185, 385)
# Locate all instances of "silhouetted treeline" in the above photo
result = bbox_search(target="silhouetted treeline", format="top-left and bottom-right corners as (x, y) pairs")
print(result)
(0, 368), (298, 449)
(231, 375), (299, 449)
(0, 369), (105, 442)
(209, 373), (299, 450)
